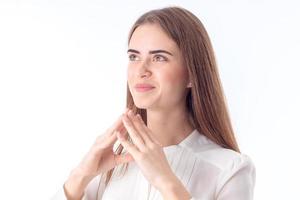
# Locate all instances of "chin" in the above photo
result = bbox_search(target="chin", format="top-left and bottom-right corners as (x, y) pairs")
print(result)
(132, 96), (158, 109)
(130, 89), (159, 109)
(133, 99), (151, 109)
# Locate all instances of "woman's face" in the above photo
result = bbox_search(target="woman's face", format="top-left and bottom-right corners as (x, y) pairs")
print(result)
(127, 23), (190, 110)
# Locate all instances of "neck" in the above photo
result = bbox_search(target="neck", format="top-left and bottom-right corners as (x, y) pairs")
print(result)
(146, 107), (194, 147)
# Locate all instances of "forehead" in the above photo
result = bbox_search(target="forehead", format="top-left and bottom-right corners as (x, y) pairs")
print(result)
(128, 23), (179, 54)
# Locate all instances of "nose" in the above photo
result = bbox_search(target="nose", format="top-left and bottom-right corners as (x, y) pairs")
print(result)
(138, 59), (152, 78)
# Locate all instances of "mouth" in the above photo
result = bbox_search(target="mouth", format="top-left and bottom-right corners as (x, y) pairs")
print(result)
(134, 83), (155, 92)
(134, 86), (155, 92)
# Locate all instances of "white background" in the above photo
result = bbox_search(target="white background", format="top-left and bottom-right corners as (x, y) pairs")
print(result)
(0, 0), (299, 199)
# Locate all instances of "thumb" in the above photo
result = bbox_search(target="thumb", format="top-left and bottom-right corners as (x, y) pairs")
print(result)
(114, 153), (134, 165)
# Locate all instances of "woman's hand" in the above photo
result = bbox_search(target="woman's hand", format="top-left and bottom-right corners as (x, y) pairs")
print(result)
(118, 109), (191, 199)
(64, 108), (134, 200)
(116, 109), (177, 191)
(75, 109), (134, 179)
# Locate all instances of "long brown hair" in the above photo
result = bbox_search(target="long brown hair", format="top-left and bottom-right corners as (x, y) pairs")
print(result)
(103, 6), (240, 187)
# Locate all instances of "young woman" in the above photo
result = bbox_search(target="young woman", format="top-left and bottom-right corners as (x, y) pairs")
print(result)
(52, 6), (255, 200)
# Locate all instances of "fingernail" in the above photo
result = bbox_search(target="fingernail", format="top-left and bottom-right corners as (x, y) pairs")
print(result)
(128, 110), (133, 116)
(137, 114), (141, 119)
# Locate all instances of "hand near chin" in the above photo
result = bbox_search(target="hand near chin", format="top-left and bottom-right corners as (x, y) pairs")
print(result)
(117, 109), (177, 191)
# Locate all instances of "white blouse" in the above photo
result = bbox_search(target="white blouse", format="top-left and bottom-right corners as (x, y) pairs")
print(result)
(51, 129), (256, 200)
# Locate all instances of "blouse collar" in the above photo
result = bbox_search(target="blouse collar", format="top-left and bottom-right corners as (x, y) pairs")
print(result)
(163, 128), (212, 154)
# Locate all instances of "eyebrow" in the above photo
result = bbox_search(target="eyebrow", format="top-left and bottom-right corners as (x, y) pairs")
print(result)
(127, 49), (173, 56)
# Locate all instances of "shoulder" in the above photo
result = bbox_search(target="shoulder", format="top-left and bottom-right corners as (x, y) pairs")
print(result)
(195, 145), (255, 172)
(203, 148), (256, 198)
(189, 139), (256, 193)
(191, 140), (256, 192)
(185, 131), (255, 172)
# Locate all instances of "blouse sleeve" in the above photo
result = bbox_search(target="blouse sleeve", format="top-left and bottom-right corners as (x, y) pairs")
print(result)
(50, 174), (104, 200)
(214, 154), (256, 200)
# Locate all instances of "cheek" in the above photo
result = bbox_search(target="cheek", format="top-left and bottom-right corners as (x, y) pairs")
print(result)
(127, 66), (135, 84)
(159, 68), (188, 88)
(159, 73), (176, 86)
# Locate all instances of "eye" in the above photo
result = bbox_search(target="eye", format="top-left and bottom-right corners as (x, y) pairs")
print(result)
(128, 54), (140, 61)
(153, 55), (168, 62)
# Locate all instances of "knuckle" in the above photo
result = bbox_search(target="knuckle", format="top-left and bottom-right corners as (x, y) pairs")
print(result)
(141, 146), (152, 155)
(149, 143), (159, 150)
(132, 135), (139, 141)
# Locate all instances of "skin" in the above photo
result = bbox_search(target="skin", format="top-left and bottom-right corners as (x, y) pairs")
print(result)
(118, 109), (192, 199)
(121, 23), (194, 198)
(63, 23), (193, 200)
(127, 23), (194, 147)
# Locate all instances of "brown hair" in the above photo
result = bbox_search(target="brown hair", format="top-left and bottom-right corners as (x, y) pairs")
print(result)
(102, 6), (240, 188)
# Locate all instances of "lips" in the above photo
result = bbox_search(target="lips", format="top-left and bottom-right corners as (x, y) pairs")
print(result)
(134, 83), (155, 88)
(134, 83), (155, 92)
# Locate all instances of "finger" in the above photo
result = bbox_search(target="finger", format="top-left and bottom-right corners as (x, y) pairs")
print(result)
(114, 108), (131, 132)
(104, 115), (123, 138)
(114, 152), (134, 165)
(116, 131), (139, 157)
(122, 113), (146, 150)
(104, 108), (129, 137)
(135, 114), (161, 145)
(101, 128), (127, 147)
(127, 111), (152, 145)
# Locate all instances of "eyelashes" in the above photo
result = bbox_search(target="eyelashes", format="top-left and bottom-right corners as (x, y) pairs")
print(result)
(153, 55), (168, 62)
(128, 54), (168, 62)
(128, 54), (140, 61)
